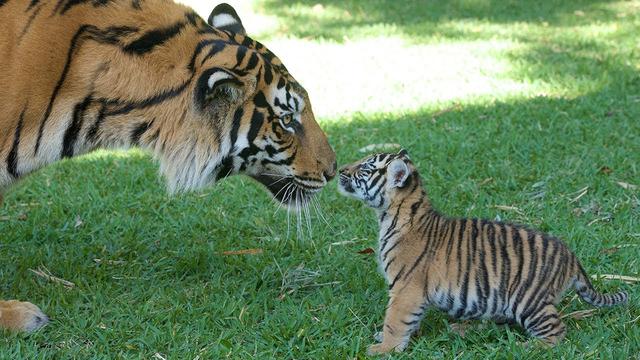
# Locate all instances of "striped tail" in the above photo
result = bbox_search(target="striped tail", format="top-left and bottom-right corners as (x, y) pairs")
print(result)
(575, 263), (628, 307)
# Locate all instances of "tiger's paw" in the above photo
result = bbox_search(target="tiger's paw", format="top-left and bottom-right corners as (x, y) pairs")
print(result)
(0, 301), (49, 332)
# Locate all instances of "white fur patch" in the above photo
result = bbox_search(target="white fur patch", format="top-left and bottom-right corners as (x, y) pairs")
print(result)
(208, 71), (233, 89)
(211, 13), (238, 28)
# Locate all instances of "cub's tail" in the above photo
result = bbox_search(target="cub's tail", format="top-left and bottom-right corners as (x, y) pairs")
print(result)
(574, 262), (628, 307)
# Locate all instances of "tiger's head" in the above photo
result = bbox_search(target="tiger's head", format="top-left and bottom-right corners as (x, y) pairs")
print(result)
(338, 150), (419, 209)
(186, 4), (337, 206)
(98, 2), (337, 206)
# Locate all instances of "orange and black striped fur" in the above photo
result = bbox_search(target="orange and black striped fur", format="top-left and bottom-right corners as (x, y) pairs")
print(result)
(0, 1), (336, 331)
(338, 150), (628, 355)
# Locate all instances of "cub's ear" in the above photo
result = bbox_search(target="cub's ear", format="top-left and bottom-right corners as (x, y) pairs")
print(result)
(388, 158), (411, 188)
(208, 3), (246, 35)
(398, 148), (410, 158)
(196, 68), (244, 109)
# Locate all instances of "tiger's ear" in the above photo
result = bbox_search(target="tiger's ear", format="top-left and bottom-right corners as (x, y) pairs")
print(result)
(208, 3), (246, 35)
(196, 68), (244, 109)
(398, 148), (409, 158)
(388, 158), (410, 188)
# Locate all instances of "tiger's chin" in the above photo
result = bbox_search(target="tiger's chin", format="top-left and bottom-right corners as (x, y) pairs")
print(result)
(251, 174), (319, 210)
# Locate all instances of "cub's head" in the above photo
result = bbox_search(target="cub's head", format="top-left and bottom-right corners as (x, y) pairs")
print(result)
(338, 149), (418, 209)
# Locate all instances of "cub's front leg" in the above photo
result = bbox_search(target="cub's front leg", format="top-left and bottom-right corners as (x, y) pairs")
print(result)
(368, 290), (427, 355)
(0, 300), (48, 332)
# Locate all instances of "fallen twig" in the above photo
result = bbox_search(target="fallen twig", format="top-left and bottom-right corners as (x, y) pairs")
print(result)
(591, 274), (640, 284)
(219, 248), (263, 255)
(561, 309), (597, 320)
(29, 266), (75, 289)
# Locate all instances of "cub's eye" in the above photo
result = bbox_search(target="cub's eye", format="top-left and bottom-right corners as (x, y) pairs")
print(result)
(279, 114), (295, 133)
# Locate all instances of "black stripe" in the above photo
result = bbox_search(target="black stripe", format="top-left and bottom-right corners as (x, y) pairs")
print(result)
(246, 52), (259, 71)
(124, 21), (185, 55)
(405, 214), (438, 279)
(488, 223), (497, 276)
(131, 0), (140, 9)
(229, 108), (243, 149)
(35, 24), (136, 154)
(382, 239), (401, 261)
(263, 62), (273, 84)
(498, 224), (510, 303)
(444, 219), (456, 264)
(384, 257), (395, 273)
(7, 108), (26, 178)
(455, 219), (467, 283)
(60, 0), (111, 15)
(389, 265), (406, 290)
(235, 46), (247, 67)
(26, 0), (39, 11)
(130, 119), (154, 145)
(508, 226), (524, 299)
(0, 0), (8, 7)
(62, 95), (92, 158)
(247, 111), (264, 143)
(105, 79), (191, 116)
(189, 39), (228, 71)
(253, 92), (269, 108)
(19, 2), (44, 42)
(86, 102), (107, 143)
(455, 220), (472, 318)
(35, 25), (94, 155)
(477, 221), (490, 315)
(520, 237), (557, 322)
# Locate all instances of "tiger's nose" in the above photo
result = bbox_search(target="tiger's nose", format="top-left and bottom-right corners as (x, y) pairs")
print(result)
(323, 161), (337, 181)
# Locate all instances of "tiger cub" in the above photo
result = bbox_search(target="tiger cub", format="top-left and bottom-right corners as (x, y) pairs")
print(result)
(338, 149), (628, 355)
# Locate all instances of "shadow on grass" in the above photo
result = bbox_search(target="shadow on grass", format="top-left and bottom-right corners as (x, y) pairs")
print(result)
(257, 0), (628, 41)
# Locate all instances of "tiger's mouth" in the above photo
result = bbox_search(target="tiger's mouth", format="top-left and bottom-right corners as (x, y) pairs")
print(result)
(252, 174), (321, 206)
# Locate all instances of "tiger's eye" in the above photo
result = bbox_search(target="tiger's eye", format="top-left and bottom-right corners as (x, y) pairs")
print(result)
(281, 114), (293, 126)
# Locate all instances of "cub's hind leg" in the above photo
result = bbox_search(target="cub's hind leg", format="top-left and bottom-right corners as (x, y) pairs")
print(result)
(0, 300), (48, 332)
(522, 303), (565, 346)
(368, 291), (427, 355)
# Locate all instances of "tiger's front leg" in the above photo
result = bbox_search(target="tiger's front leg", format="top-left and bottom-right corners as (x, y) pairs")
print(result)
(0, 300), (48, 332)
(367, 290), (427, 355)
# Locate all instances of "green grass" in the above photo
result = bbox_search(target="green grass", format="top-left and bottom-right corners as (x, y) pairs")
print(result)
(2, 0), (640, 358)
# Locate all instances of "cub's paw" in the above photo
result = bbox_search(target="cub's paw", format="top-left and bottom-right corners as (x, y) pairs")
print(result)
(367, 342), (407, 356)
(0, 301), (49, 332)
(367, 344), (389, 356)
(374, 331), (383, 342)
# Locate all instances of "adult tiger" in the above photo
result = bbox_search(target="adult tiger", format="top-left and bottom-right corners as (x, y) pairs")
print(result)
(0, 1), (336, 332)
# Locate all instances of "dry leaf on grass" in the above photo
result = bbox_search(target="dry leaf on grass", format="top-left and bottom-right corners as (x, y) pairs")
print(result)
(358, 143), (401, 153)
(591, 274), (640, 284)
(17, 213), (27, 221)
(29, 266), (75, 289)
(569, 186), (589, 203)
(74, 215), (83, 228)
(357, 248), (375, 255)
(616, 181), (638, 190)
(493, 205), (524, 214)
(220, 248), (263, 255)
(599, 166), (613, 175)
(600, 243), (639, 255)
(449, 322), (470, 337)
(561, 309), (598, 320)
(93, 258), (126, 265)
